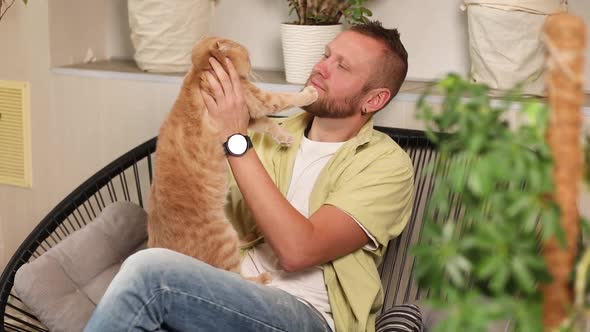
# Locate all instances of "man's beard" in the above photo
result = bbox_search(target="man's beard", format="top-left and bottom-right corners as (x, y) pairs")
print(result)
(302, 91), (363, 119)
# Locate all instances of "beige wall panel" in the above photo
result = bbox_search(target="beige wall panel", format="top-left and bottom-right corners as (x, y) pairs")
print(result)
(48, 0), (107, 66)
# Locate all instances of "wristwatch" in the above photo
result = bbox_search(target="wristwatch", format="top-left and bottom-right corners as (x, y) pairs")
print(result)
(223, 133), (252, 157)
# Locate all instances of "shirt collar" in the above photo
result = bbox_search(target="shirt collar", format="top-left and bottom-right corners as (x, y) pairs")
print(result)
(281, 111), (374, 149)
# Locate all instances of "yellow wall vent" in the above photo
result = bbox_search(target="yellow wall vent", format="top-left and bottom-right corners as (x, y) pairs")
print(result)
(0, 80), (31, 188)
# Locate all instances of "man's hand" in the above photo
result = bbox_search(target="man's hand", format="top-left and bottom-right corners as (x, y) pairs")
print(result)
(201, 57), (250, 143)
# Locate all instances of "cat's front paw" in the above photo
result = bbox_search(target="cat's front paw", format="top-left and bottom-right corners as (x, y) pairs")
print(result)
(273, 132), (294, 146)
(243, 272), (273, 285)
(257, 272), (273, 285)
(299, 86), (319, 106)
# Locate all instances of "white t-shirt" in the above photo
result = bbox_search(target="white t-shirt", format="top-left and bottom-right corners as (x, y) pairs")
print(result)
(241, 136), (378, 331)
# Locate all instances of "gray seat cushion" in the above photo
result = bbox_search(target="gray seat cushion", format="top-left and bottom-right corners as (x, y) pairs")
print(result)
(14, 201), (148, 332)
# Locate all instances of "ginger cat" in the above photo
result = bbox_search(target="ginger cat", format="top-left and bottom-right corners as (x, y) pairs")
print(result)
(147, 36), (318, 275)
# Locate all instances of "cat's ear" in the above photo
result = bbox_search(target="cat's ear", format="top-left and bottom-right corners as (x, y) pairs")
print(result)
(210, 50), (227, 69)
(216, 41), (230, 52)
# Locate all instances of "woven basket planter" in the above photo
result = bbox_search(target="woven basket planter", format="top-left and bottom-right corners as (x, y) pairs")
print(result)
(128, 0), (216, 73)
(463, 0), (567, 96)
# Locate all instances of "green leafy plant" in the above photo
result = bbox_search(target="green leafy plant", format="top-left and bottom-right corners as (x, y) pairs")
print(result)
(0, 0), (27, 21)
(286, 0), (372, 25)
(412, 73), (565, 332)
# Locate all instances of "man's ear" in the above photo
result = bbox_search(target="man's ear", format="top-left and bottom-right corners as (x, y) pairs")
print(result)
(363, 88), (391, 115)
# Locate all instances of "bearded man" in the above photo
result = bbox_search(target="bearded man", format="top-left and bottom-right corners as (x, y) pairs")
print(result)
(85, 20), (414, 332)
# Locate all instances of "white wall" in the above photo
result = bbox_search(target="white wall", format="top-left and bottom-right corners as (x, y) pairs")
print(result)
(0, 0), (52, 270)
(365, 0), (471, 81)
(0, 1), (179, 270)
(211, 0), (589, 89)
(48, 0), (590, 88)
(210, 0), (471, 80)
(48, 0), (108, 66)
(47, 0), (133, 65)
(106, 0), (135, 59)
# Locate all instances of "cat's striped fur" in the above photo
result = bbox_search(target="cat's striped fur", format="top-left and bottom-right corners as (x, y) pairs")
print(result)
(147, 36), (318, 274)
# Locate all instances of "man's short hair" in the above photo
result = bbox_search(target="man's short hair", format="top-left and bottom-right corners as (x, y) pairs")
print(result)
(350, 21), (409, 107)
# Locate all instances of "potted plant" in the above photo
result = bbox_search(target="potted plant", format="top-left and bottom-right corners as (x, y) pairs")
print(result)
(461, 0), (567, 96)
(281, 0), (373, 84)
(412, 73), (561, 332)
(127, 0), (217, 73)
(411, 13), (588, 331)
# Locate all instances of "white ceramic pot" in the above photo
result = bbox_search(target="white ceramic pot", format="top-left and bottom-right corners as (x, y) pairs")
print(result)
(128, 0), (216, 73)
(281, 23), (344, 84)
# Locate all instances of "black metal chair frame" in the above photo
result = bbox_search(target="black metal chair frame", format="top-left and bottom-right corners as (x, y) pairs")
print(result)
(0, 127), (439, 331)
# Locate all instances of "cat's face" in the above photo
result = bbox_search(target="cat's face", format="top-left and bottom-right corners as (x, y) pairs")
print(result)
(191, 36), (251, 78)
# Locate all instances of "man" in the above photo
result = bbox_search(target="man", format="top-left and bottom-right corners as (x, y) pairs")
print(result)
(84, 20), (413, 332)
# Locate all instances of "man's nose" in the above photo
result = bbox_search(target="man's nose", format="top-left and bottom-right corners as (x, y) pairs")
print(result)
(313, 59), (329, 79)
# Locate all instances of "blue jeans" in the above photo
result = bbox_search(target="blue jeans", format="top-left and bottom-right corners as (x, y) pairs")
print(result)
(83, 248), (331, 332)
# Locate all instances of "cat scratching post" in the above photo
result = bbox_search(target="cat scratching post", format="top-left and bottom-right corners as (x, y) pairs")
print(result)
(542, 12), (586, 331)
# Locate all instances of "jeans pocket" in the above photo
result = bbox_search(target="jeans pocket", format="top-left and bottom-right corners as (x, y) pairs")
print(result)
(298, 298), (332, 332)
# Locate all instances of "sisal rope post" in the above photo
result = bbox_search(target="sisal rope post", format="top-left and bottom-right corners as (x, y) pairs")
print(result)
(542, 12), (586, 331)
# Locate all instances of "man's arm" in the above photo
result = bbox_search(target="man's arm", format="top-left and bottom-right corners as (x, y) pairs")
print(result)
(202, 57), (370, 272)
(227, 149), (370, 272)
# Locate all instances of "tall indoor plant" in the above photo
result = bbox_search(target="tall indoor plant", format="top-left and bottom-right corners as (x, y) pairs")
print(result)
(412, 73), (561, 332)
(281, 0), (373, 84)
(411, 12), (587, 332)
(412, 75), (588, 332)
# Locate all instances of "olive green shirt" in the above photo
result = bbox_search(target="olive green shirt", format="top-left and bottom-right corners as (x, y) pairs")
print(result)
(226, 112), (414, 332)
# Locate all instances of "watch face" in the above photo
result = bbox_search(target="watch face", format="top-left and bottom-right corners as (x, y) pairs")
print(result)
(227, 134), (248, 155)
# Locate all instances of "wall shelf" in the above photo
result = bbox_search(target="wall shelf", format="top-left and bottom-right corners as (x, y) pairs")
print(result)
(52, 59), (590, 115)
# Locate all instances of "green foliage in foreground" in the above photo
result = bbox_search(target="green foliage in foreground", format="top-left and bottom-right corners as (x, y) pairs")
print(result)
(412, 73), (563, 332)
